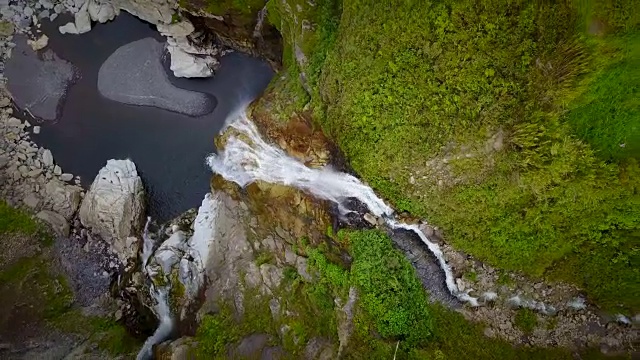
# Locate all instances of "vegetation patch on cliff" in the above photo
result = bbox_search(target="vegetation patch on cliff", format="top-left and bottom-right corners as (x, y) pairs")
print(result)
(314, 0), (640, 312)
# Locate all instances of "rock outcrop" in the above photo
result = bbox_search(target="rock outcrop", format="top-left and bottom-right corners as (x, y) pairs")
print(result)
(79, 159), (145, 263)
(45, 179), (82, 220)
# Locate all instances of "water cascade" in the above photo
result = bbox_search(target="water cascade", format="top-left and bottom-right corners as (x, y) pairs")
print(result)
(136, 194), (219, 358)
(137, 219), (174, 360)
(207, 113), (479, 306)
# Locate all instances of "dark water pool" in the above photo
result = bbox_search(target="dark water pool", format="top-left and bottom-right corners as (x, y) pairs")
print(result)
(26, 13), (273, 221)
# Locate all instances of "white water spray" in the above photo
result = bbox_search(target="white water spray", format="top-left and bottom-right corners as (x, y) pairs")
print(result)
(136, 287), (173, 360)
(136, 219), (174, 360)
(207, 113), (478, 305)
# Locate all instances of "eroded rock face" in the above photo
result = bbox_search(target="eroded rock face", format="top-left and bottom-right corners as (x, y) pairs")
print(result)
(79, 159), (144, 262)
(97, 37), (216, 116)
(179, 3), (282, 67)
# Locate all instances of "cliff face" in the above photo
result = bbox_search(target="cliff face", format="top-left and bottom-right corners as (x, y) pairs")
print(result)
(178, 0), (283, 67)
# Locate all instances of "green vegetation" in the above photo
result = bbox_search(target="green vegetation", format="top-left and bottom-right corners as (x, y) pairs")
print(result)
(566, 32), (640, 161)
(0, 202), (138, 356)
(308, 0), (640, 312)
(348, 230), (432, 346)
(0, 200), (51, 245)
(205, 0), (264, 18)
(514, 309), (538, 334)
(55, 312), (140, 356)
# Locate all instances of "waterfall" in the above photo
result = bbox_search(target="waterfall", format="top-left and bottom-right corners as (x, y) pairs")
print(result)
(207, 113), (479, 306)
(253, 6), (268, 38)
(136, 219), (174, 360)
(136, 194), (220, 358)
(136, 287), (174, 360)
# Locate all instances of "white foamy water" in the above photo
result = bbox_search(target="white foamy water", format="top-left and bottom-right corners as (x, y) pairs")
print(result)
(137, 221), (174, 360)
(207, 113), (478, 305)
(136, 287), (173, 360)
(137, 194), (221, 358)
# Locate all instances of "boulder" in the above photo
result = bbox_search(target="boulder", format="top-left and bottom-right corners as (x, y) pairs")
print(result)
(27, 34), (48, 51)
(88, 0), (117, 23)
(58, 22), (78, 34)
(167, 44), (217, 78)
(36, 210), (69, 236)
(45, 179), (82, 220)
(79, 159), (145, 254)
(74, 4), (92, 34)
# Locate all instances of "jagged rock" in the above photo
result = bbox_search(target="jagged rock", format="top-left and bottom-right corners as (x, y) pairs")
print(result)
(0, 20), (14, 36)
(27, 34), (48, 51)
(111, 0), (173, 24)
(199, 191), (253, 315)
(58, 22), (79, 34)
(260, 264), (284, 291)
(87, 0), (117, 23)
(23, 193), (40, 209)
(36, 210), (69, 236)
(74, 3), (92, 34)
(166, 44), (217, 78)
(79, 159), (145, 254)
(45, 179), (82, 220)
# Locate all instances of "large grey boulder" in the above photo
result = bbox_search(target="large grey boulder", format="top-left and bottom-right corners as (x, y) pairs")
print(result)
(36, 210), (70, 236)
(97, 37), (215, 116)
(79, 159), (145, 259)
(45, 179), (82, 220)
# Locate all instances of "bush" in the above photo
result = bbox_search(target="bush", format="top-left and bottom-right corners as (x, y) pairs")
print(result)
(347, 230), (433, 346)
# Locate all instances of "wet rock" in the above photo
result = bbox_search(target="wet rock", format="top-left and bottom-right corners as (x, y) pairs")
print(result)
(27, 34), (48, 51)
(87, 0), (117, 23)
(363, 212), (377, 226)
(60, 173), (73, 182)
(32, 125), (40, 134)
(97, 37), (215, 116)
(79, 159), (145, 254)
(166, 44), (217, 78)
(36, 210), (69, 236)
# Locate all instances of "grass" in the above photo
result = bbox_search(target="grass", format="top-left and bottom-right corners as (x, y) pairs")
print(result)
(566, 32), (640, 161)
(0, 200), (39, 235)
(514, 309), (538, 334)
(311, 0), (640, 313)
(0, 202), (138, 356)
